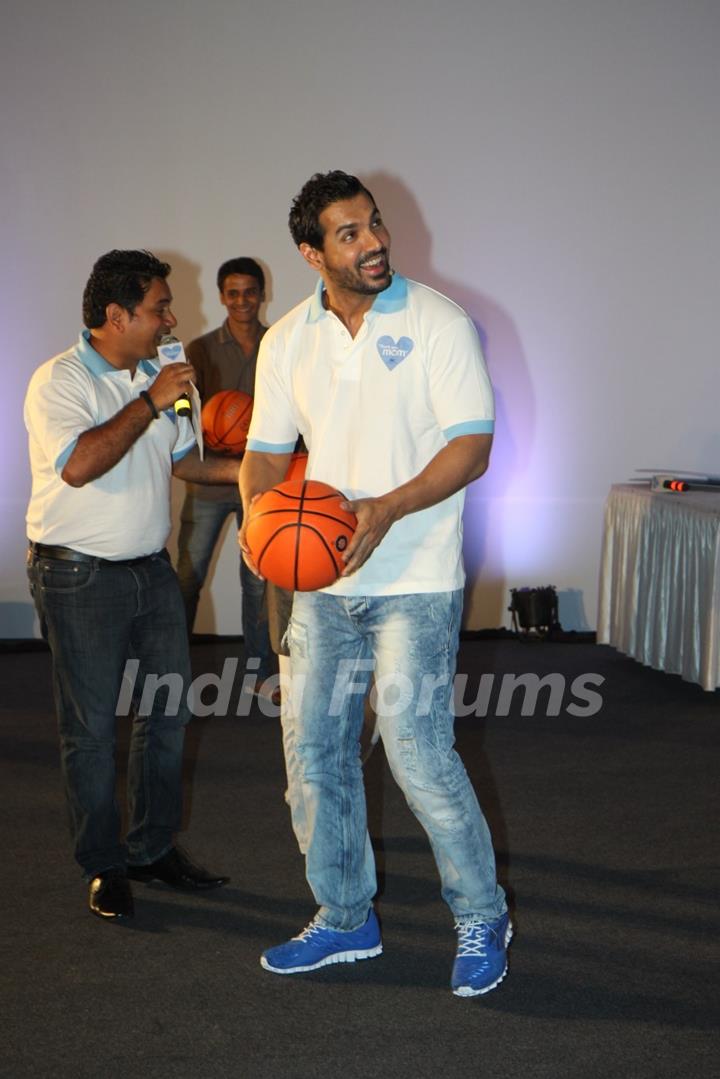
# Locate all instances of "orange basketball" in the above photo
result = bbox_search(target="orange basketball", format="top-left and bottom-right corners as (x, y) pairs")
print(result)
(201, 390), (253, 454)
(284, 452), (308, 482)
(245, 479), (357, 591)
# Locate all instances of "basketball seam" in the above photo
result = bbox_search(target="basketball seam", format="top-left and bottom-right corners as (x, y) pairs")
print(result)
(247, 508), (354, 527)
(248, 479), (354, 591)
(218, 408), (252, 443)
(203, 391), (252, 449)
(251, 516), (344, 590)
(263, 488), (345, 504)
(294, 481), (307, 590)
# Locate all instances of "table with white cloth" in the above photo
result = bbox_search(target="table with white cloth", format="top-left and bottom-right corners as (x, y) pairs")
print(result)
(597, 483), (720, 691)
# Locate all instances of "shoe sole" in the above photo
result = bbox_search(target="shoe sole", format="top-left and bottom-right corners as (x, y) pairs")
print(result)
(452, 963), (508, 996)
(260, 942), (383, 974)
(452, 921), (514, 998)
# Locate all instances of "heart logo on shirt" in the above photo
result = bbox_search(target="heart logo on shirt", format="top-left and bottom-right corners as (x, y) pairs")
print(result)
(376, 335), (414, 370)
(162, 344), (182, 361)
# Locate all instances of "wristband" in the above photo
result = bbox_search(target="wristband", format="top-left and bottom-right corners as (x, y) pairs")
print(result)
(139, 390), (159, 420)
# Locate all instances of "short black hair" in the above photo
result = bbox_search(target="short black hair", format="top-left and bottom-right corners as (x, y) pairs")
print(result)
(216, 257), (265, 293)
(288, 170), (376, 249)
(82, 249), (171, 329)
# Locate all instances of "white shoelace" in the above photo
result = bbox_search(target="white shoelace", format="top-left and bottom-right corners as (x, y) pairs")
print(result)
(294, 919), (324, 942)
(455, 918), (491, 958)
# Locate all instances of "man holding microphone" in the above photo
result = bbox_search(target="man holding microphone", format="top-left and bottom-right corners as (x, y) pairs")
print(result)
(25, 249), (234, 921)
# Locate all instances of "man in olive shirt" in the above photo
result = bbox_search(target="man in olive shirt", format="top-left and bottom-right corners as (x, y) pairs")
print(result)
(176, 257), (273, 693)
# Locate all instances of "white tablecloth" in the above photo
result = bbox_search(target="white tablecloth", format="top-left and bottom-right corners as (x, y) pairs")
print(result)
(597, 484), (720, 691)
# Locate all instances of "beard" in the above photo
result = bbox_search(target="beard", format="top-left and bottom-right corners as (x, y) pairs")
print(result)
(324, 249), (392, 296)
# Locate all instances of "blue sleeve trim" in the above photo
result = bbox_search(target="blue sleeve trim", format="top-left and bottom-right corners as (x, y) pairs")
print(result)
(171, 443), (195, 462)
(55, 438), (78, 473)
(443, 420), (494, 440)
(246, 438), (297, 454)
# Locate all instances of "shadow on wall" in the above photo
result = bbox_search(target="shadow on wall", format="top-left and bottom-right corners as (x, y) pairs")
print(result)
(365, 173), (536, 629)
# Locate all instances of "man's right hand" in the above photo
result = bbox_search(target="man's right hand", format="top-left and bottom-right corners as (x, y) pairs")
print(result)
(147, 362), (196, 412)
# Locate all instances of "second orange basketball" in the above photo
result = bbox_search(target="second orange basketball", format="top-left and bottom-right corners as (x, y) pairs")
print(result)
(201, 389), (253, 454)
(245, 479), (357, 591)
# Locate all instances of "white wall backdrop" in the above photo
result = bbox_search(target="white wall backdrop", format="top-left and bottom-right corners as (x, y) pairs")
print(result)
(1, 0), (718, 637)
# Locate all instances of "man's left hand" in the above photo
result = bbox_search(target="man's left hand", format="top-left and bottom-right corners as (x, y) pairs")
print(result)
(339, 495), (399, 576)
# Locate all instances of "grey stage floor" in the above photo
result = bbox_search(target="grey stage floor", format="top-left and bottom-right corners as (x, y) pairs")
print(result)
(1, 638), (717, 1079)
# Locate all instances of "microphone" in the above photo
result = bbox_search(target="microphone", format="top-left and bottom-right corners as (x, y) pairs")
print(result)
(157, 334), (192, 418)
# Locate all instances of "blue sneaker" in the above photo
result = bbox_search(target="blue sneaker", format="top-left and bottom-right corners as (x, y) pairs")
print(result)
(451, 912), (513, 996)
(260, 909), (382, 974)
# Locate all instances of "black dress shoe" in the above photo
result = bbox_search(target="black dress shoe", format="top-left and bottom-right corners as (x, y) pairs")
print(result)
(127, 847), (229, 890)
(88, 870), (134, 920)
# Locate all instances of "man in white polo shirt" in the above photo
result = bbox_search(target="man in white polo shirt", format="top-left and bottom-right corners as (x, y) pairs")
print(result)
(25, 249), (235, 921)
(239, 172), (510, 996)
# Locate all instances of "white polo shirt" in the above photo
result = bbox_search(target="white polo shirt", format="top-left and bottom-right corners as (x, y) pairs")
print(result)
(25, 331), (196, 559)
(247, 274), (494, 596)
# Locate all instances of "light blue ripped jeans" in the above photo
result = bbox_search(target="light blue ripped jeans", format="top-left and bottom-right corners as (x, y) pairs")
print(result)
(285, 589), (507, 931)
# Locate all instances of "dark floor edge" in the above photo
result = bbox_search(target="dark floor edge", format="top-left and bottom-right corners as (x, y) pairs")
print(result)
(0, 628), (597, 655)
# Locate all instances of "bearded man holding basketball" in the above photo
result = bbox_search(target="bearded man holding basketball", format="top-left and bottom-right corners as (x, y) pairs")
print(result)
(239, 171), (509, 997)
(25, 250), (234, 921)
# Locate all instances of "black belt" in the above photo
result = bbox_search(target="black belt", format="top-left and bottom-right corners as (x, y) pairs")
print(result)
(28, 542), (165, 566)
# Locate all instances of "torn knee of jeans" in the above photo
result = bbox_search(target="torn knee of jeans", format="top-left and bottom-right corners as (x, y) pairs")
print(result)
(287, 619), (308, 659)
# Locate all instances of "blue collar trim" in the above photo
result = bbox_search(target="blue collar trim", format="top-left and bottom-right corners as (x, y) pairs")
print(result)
(76, 331), (158, 379)
(306, 273), (408, 323)
(307, 280), (327, 323)
(371, 272), (407, 312)
(76, 330), (118, 376)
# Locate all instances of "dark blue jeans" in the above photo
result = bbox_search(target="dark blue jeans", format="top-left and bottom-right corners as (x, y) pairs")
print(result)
(27, 548), (192, 877)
